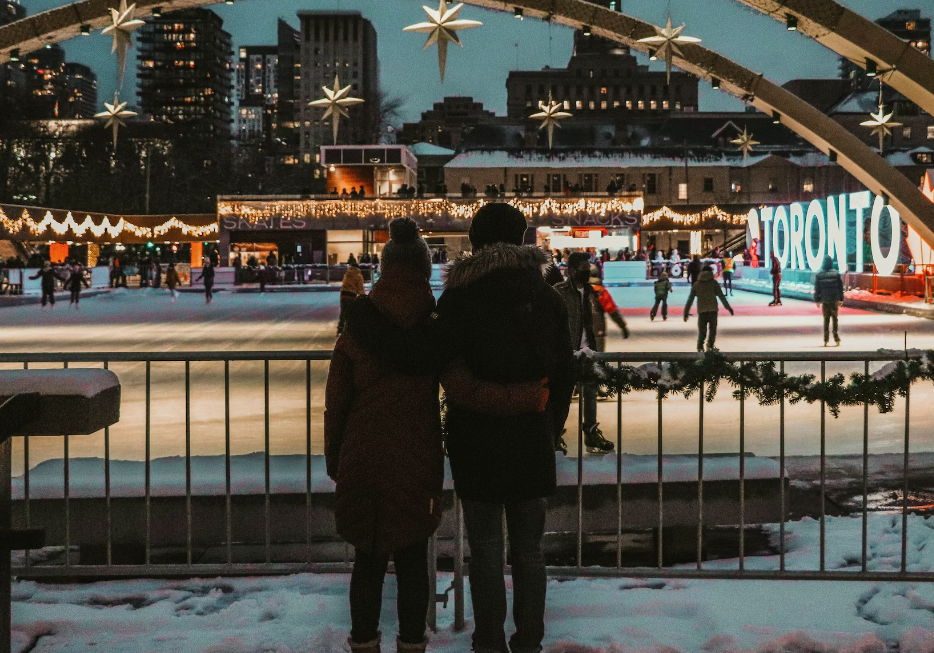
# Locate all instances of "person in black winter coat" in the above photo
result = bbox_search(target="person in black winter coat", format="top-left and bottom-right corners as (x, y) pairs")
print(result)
(65, 264), (90, 309)
(194, 260), (216, 303)
(29, 261), (62, 308)
(686, 254), (702, 286)
(436, 203), (573, 653)
(814, 255), (844, 346)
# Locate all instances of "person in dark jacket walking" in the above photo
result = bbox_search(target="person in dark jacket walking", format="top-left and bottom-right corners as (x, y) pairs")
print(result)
(326, 218), (547, 653)
(684, 265), (734, 351)
(194, 260), (215, 303)
(64, 263), (89, 309)
(769, 253), (783, 306)
(436, 204), (574, 653)
(686, 254), (702, 286)
(29, 261), (61, 308)
(165, 263), (180, 302)
(814, 255), (844, 346)
(554, 253), (625, 454)
(651, 271), (672, 320)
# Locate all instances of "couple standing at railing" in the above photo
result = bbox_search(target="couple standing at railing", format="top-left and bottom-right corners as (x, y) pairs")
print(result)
(325, 204), (575, 653)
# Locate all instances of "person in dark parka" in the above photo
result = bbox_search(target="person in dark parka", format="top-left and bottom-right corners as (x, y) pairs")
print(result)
(64, 263), (89, 308)
(326, 218), (548, 653)
(814, 255), (844, 346)
(194, 260), (215, 304)
(29, 261), (61, 308)
(436, 204), (574, 653)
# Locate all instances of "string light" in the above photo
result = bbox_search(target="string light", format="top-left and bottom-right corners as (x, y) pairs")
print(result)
(0, 207), (217, 240)
(641, 205), (750, 227)
(218, 197), (645, 224)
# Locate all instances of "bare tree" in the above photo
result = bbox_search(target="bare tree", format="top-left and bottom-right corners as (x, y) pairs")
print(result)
(371, 90), (405, 144)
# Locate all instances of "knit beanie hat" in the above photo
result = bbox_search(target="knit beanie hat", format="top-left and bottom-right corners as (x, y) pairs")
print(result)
(380, 217), (432, 279)
(469, 203), (528, 249)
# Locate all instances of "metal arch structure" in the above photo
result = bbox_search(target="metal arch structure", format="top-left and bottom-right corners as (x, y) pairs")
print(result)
(732, 0), (934, 118)
(1, 0), (934, 244)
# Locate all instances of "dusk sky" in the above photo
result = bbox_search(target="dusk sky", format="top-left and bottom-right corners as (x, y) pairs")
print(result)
(23, 0), (898, 121)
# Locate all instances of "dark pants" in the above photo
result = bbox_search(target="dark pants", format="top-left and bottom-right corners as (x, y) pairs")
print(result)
(722, 271), (732, 294)
(350, 537), (429, 646)
(772, 276), (781, 304)
(582, 382), (597, 428)
(462, 498), (548, 653)
(70, 289), (80, 304)
(822, 303), (839, 341)
(204, 282), (213, 301)
(697, 311), (718, 351)
(650, 297), (668, 319)
(41, 289), (54, 307)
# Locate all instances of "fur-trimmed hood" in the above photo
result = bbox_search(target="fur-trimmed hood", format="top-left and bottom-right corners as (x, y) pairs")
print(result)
(443, 244), (552, 289)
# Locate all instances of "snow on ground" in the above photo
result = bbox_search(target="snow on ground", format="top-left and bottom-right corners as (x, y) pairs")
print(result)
(13, 513), (934, 653)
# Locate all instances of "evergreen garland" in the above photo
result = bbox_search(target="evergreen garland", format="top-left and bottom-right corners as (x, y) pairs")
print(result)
(577, 350), (934, 418)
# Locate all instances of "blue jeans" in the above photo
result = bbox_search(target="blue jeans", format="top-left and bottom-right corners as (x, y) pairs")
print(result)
(462, 498), (547, 653)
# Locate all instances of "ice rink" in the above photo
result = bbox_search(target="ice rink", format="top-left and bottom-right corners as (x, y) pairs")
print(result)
(2, 284), (934, 475)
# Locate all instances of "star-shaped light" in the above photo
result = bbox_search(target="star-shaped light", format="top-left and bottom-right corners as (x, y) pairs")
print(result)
(95, 93), (137, 148)
(731, 127), (760, 162)
(308, 75), (364, 145)
(530, 94), (572, 149)
(637, 16), (701, 83)
(101, 0), (145, 85)
(403, 0), (482, 83)
(860, 104), (902, 151)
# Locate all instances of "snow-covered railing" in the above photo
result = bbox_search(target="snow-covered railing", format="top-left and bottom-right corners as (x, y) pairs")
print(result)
(2, 350), (933, 636)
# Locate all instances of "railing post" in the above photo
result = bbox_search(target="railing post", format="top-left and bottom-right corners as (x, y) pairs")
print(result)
(697, 379), (704, 570)
(454, 493), (465, 632)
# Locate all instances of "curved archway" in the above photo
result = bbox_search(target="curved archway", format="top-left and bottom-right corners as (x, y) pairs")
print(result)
(731, 0), (934, 117)
(1, 0), (933, 244)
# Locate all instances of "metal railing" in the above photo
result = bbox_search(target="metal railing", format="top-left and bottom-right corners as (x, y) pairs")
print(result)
(2, 350), (932, 634)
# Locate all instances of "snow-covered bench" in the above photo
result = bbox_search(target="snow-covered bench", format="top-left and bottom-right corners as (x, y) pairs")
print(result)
(0, 369), (120, 653)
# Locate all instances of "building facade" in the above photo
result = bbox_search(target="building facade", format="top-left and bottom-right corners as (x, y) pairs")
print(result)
(137, 8), (234, 138)
(297, 11), (378, 165)
(840, 9), (931, 86)
(235, 45), (277, 143)
(398, 96), (496, 150)
(61, 63), (97, 118)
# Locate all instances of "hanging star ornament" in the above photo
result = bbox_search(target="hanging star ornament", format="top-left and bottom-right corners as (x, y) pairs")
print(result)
(101, 0), (145, 85)
(95, 93), (137, 148)
(860, 104), (902, 151)
(308, 75), (364, 145)
(403, 0), (482, 83)
(637, 16), (701, 83)
(530, 94), (572, 149)
(731, 127), (760, 163)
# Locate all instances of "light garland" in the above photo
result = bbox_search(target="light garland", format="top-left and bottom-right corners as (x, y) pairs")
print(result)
(0, 206), (217, 241)
(218, 197), (645, 224)
(641, 205), (750, 228)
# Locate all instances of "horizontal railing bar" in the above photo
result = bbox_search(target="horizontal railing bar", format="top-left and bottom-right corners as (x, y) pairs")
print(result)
(0, 350), (923, 364)
(539, 567), (934, 582)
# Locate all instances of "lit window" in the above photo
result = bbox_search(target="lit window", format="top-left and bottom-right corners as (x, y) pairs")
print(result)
(563, 100), (570, 110)
(612, 100), (620, 108)
(675, 101), (681, 110)
(928, 126), (934, 139)
(731, 181), (742, 193)
(678, 183), (688, 200)
(600, 100), (607, 109)
(906, 21), (916, 30)
(650, 100), (657, 109)
(803, 179), (814, 193)
(600, 87), (607, 95)
(625, 100), (632, 109)
(903, 126), (912, 139)
(575, 100), (582, 109)
(589, 101), (595, 109)
(589, 69), (594, 78)
(662, 100), (669, 109)
(526, 100), (532, 107)
(638, 100), (644, 109)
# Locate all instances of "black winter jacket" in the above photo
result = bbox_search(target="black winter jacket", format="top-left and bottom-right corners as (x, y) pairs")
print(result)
(437, 244), (574, 503)
(814, 269), (844, 304)
(554, 280), (598, 352)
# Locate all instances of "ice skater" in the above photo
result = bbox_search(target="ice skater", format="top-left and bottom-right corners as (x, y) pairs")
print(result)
(64, 263), (89, 309)
(814, 255), (844, 346)
(194, 259), (215, 304)
(769, 253), (782, 306)
(684, 264), (734, 352)
(165, 263), (180, 302)
(29, 260), (62, 309)
(722, 252), (734, 296)
(651, 271), (672, 320)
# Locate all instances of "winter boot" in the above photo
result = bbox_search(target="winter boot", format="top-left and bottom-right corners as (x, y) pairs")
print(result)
(397, 636), (428, 652)
(584, 423), (614, 453)
(348, 634), (381, 653)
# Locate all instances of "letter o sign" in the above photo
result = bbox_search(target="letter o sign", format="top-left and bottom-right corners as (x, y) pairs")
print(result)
(870, 196), (901, 277)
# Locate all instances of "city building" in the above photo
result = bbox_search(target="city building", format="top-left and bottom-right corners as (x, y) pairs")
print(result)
(137, 8), (234, 138)
(275, 19), (302, 163)
(398, 96), (496, 150)
(235, 45), (277, 144)
(505, 32), (699, 121)
(840, 9), (931, 86)
(61, 63), (97, 118)
(297, 11), (378, 165)
(0, 0), (24, 26)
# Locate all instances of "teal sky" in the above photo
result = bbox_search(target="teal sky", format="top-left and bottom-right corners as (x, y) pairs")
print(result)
(21, 0), (899, 121)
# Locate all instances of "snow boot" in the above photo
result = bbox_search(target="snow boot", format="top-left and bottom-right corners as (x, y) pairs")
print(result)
(397, 636), (427, 652)
(584, 423), (614, 453)
(348, 634), (381, 653)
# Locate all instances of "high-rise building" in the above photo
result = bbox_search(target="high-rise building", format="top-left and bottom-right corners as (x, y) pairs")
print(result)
(0, 1), (28, 114)
(235, 45), (277, 143)
(297, 11), (378, 165)
(840, 9), (931, 86)
(61, 63), (98, 118)
(399, 96), (496, 150)
(506, 31), (699, 121)
(275, 19), (301, 161)
(137, 8), (234, 138)
(24, 45), (66, 118)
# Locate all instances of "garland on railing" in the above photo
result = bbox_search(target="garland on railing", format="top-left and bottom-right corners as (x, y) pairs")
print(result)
(577, 350), (934, 418)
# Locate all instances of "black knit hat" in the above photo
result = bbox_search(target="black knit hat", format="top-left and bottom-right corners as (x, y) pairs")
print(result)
(469, 203), (528, 249)
(380, 217), (432, 279)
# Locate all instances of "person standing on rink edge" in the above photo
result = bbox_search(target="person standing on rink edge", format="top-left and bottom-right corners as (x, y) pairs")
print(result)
(684, 264), (734, 352)
(651, 271), (672, 320)
(814, 255), (844, 346)
(769, 253), (783, 306)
